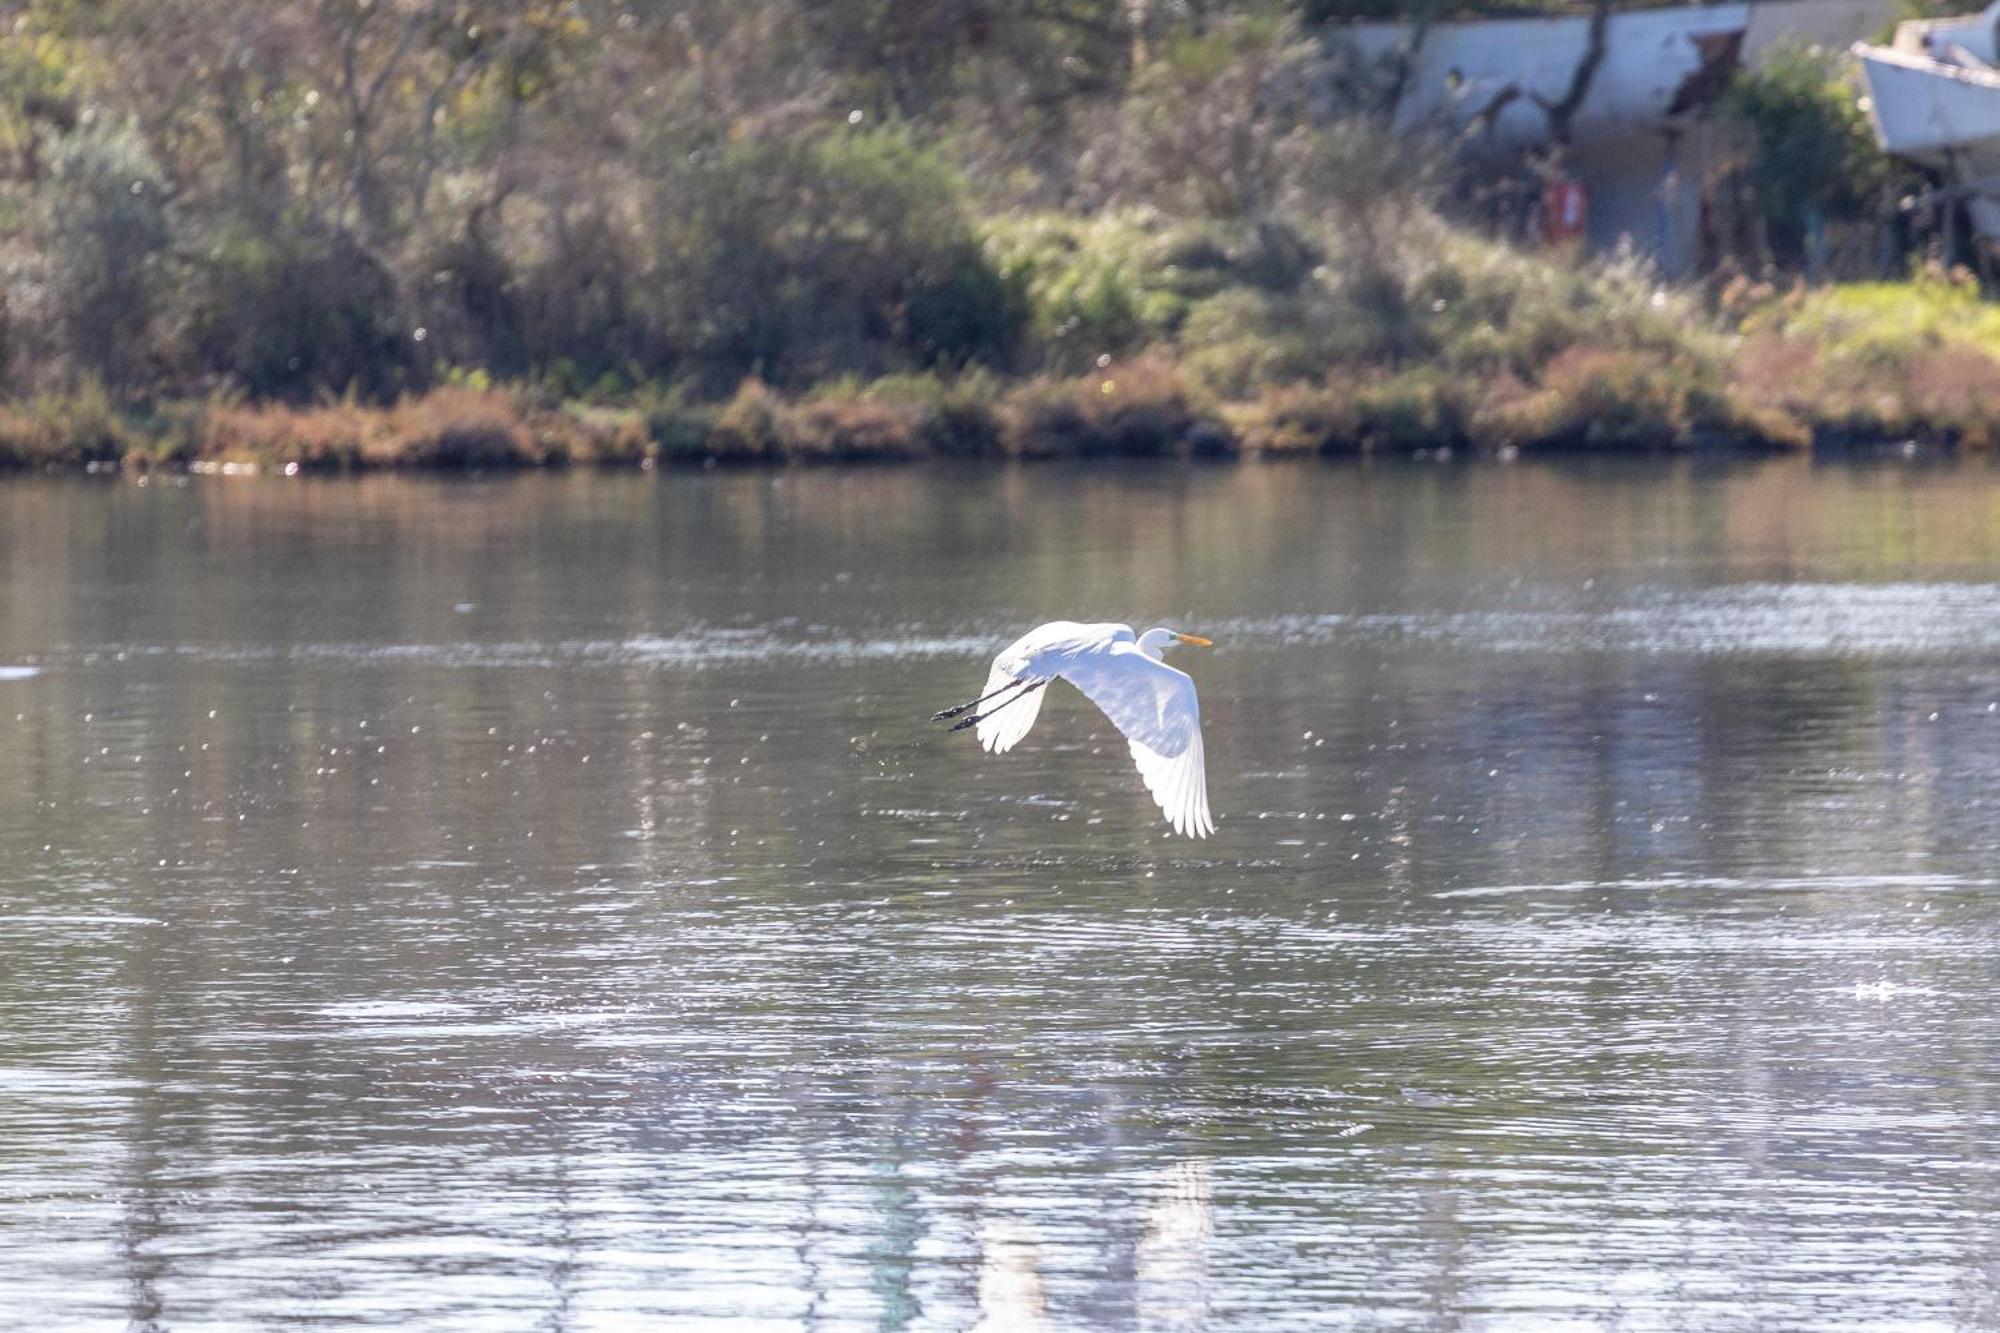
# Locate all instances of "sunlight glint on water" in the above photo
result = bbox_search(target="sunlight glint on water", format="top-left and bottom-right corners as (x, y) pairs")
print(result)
(3, 459), (2000, 1329)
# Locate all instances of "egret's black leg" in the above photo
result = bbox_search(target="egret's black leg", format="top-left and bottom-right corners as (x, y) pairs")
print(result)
(932, 677), (1031, 721)
(949, 678), (1048, 732)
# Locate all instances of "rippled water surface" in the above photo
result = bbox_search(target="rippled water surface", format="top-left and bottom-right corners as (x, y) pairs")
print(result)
(6, 459), (2000, 1330)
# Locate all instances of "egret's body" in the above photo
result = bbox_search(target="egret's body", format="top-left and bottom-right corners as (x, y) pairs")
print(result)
(936, 621), (1216, 838)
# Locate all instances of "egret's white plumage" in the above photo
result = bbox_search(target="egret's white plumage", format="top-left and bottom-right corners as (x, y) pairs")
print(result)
(953, 620), (1216, 838)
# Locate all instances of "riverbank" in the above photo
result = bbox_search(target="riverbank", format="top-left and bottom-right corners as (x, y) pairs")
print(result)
(0, 368), (1786, 473)
(8, 7), (1951, 473)
(8, 285), (1999, 472)
(10, 217), (2000, 473)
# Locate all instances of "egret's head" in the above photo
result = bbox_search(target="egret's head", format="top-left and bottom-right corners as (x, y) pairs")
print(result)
(1138, 627), (1213, 658)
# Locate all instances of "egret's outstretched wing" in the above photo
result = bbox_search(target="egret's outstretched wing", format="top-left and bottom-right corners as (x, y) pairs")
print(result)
(975, 621), (1127, 755)
(1059, 646), (1214, 838)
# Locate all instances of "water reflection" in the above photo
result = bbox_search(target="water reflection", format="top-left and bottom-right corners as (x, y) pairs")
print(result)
(2, 460), (2000, 1327)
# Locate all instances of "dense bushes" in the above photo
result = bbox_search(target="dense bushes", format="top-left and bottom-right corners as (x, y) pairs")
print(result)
(21, 120), (169, 391)
(0, 2), (1969, 465)
(6, 120), (1020, 405)
(1729, 272), (2000, 446)
(1718, 44), (1893, 267)
(653, 128), (1023, 390)
(189, 224), (416, 403)
(187, 387), (647, 472)
(998, 355), (1219, 457)
(0, 349), (1828, 473)
(0, 381), (139, 469)
(0, 1), (1685, 416)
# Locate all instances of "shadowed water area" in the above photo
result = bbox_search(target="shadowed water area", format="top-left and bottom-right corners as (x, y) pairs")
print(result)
(5, 458), (2000, 1329)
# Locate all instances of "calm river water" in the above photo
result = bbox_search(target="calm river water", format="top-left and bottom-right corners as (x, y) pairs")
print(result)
(5, 458), (2000, 1330)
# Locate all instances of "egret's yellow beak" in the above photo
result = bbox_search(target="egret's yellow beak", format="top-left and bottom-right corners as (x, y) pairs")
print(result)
(1174, 633), (1213, 647)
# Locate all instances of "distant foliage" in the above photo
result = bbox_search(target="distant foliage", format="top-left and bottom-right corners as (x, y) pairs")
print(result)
(189, 223), (415, 403)
(0, 0), (1904, 419)
(32, 120), (169, 390)
(653, 127), (1022, 390)
(1741, 269), (2000, 372)
(1719, 44), (1890, 260)
(1078, 14), (1325, 218)
(798, 0), (1131, 117)
(981, 211), (1329, 378)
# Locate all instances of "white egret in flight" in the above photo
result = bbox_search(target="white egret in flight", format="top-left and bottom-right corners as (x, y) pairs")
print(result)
(934, 622), (1216, 838)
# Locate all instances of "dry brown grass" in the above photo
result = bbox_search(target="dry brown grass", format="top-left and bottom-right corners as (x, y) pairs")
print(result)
(1729, 335), (2000, 448)
(703, 379), (786, 462)
(1486, 346), (1807, 453)
(193, 387), (651, 471)
(199, 399), (376, 470)
(0, 384), (138, 468)
(783, 394), (931, 461)
(1228, 383), (1353, 456)
(0, 330), (1950, 479)
(997, 354), (1218, 458)
(1228, 370), (1476, 456)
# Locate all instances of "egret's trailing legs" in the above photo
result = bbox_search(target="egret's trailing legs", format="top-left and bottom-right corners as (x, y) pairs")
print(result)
(932, 676), (1036, 721)
(948, 678), (1047, 732)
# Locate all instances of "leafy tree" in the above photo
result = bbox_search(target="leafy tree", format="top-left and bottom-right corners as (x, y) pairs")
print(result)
(797, 0), (1133, 117)
(652, 126), (1021, 388)
(35, 119), (170, 389)
(1719, 43), (1889, 263)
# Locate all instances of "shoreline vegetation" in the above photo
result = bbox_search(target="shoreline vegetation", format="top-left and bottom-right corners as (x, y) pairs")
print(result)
(1, 5), (1991, 472)
(11, 266), (2000, 472)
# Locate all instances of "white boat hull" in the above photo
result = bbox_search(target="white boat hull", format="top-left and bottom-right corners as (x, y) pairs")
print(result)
(1855, 43), (2000, 159)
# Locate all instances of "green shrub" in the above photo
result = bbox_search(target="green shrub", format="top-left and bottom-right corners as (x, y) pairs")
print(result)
(981, 211), (1331, 376)
(188, 222), (416, 402)
(981, 214), (1183, 371)
(654, 126), (1022, 389)
(504, 207), (666, 393)
(925, 370), (1005, 457)
(637, 385), (718, 464)
(1741, 271), (2000, 369)
(1348, 369), (1474, 452)
(1177, 288), (1331, 396)
(824, 370), (1004, 457)
(1408, 224), (1718, 377)
(414, 221), (532, 381)
(1719, 44), (1891, 262)
(35, 120), (170, 389)
(1488, 348), (1688, 450)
